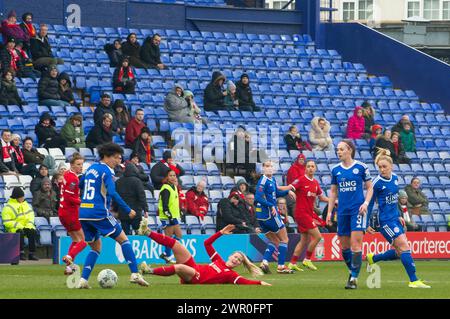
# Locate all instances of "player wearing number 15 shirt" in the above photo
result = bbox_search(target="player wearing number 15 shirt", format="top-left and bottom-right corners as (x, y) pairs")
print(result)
(76, 143), (148, 289)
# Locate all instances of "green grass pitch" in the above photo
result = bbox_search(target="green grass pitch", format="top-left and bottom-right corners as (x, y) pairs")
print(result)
(1, 261), (449, 299)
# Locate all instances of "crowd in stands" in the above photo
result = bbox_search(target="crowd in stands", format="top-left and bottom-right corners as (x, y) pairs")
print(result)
(0, 9), (445, 259)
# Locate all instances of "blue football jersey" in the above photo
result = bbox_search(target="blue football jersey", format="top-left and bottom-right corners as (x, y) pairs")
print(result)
(255, 175), (289, 220)
(331, 160), (371, 216)
(79, 162), (131, 220)
(368, 174), (400, 223)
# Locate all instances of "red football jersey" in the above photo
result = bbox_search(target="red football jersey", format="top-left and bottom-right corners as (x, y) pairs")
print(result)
(292, 175), (322, 216)
(59, 170), (81, 214)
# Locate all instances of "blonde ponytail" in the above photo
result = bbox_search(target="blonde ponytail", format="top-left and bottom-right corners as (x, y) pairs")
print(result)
(375, 148), (393, 166)
(235, 251), (264, 277)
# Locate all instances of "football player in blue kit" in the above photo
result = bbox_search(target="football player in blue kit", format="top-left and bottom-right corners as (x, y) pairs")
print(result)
(366, 149), (430, 288)
(326, 140), (373, 289)
(255, 160), (296, 274)
(76, 143), (149, 288)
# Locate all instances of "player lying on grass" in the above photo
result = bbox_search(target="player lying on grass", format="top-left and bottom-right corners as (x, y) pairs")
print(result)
(58, 152), (87, 275)
(138, 222), (271, 285)
(255, 160), (297, 274)
(366, 149), (430, 289)
(288, 160), (329, 272)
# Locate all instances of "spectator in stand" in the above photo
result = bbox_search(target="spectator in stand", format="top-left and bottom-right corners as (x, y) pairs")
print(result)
(230, 179), (249, 200)
(1, 186), (39, 261)
(19, 12), (36, 52)
(277, 197), (295, 233)
(244, 192), (260, 233)
(30, 164), (50, 194)
(30, 24), (63, 71)
(309, 117), (334, 151)
(286, 153), (306, 185)
(0, 69), (26, 106)
(361, 101), (375, 137)
(216, 191), (254, 234)
(61, 114), (86, 149)
(184, 90), (205, 123)
(369, 124), (383, 155)
(392, 114), (416, 135)
(399, 122), (416, 152)
(131, 127), (154, 165)
(34, 112), (67, 150)
(404, 177), (430, 215)
(32, 177), (58, 222)
(113, 99), (131, 136)
(185, 180), (209, 221)
(346, 106), (366, 140)
(125, 108), (146, 147)
(38, 66), (70, 107)
(235, 73), (260, 112)
(58, 72), (78, 107)
(150, 150), (185, 190)
(227, 126), (260, 181)
(51, 172), (64, 205)
(0, 129), (19, 176)
(141, 34), (165, 70)
(398, 190), (420, 231)
(121, 33), (148, 69)
(10, 134), (39, 177)
(86, 113), (114, 149)
(223, 80), (239, 110)
(373, 129), (395, 161)
(22, 137), (56, 172)
(112, 56), (136, 94)
(14, 39), (40, 79)
(284, 125), (312, 152)
(93, 94), (119, 134)
(114, 162), (149, 235)
(164, 84), (200, 124)
(1, 11), (29, 46)
(104, 39), (124, 68)
(391, 132), (410, 164)
(203, 71), (227, 112)
(127, 152), (154, 192)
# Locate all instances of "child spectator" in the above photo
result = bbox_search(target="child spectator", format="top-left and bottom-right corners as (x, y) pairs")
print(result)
(346, 106), (366, 139)
(286, 153), (306, 185)
(284, 125), (312, 152)
(0, 69), (26, 106)
(224, 80), (239, 110)
(309, 117), (334, 151)
(113, 99), (131, 136)
(58, 72), (78, 107)
(60, 114), (86, 149)
(398, 190), (420, 231)
(235, 73), (260, 112)
(369, 124), (383, 155)
(113, 57), (136, 94)
(14, 40), (40, 79)
(184, 90), (204, 123)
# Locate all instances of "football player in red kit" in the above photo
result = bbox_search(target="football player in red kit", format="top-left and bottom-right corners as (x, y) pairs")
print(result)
(138, 223), (271, 286)
(288, 160), (329, 271)
(58, 152), (86, 275)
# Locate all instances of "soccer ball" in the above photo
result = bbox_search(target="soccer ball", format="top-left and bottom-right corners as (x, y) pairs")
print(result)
(97, 269), (118, 289)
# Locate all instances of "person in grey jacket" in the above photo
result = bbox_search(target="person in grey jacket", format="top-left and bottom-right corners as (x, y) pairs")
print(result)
(164, 84), (197, 123)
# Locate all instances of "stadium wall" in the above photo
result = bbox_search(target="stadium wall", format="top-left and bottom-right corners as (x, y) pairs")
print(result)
(0, 0), (303, 34)
(320, 22), (450, 113)
(58, 232), (450, 265)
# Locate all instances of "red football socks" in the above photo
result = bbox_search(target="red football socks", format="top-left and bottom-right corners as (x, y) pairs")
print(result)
(290, 255), (299, 264)
(306, 250), (313, 260)
(68, 241), (87, 260)
(153, 265), (176, 276)
(149, 231), (176, 248)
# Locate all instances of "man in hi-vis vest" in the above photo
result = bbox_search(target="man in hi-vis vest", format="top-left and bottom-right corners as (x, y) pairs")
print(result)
(1, 187), (39, 261)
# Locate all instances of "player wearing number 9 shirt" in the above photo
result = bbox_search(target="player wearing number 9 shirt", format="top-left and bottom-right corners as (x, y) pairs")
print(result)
(326, 140), (373, 290)
(76, 143), (148, 289)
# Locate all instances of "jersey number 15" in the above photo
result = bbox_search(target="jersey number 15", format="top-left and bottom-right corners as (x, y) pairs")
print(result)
(83, 180), (96, 200)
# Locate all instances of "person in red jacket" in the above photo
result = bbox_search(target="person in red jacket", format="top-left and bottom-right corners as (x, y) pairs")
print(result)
(185, 180), (209, 221)
(286, 153), (306, 185)
(346, 106), (366, 140)
(138, 223), (271, 285)
(125, 108), (146, 147)
(58, 152), (86, 275)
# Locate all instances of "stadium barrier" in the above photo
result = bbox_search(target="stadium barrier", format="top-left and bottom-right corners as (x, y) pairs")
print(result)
(58, 232), (450, 265)
(0, 233), (20, 264)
